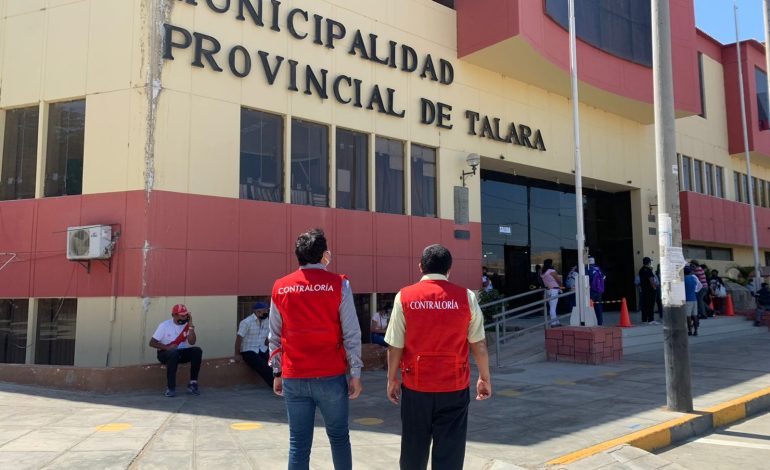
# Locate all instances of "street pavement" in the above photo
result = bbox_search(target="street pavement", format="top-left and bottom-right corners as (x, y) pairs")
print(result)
(0, 329), (769, 469)
(655, 409), (770, 469)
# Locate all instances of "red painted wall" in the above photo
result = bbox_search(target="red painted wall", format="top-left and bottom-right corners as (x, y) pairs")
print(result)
(723, 41), (770, 157)
(680, 191), (770, 248)
(456, 0), (700, 115)
(0, 191), (482, 298)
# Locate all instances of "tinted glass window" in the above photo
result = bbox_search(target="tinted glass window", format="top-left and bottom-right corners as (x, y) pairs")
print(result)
(375, 137), (404, 214)
(693, 160), (703, 193)
(240, 109), (283, 202)
(336, 129), (368, 211)
(410, 144), (436, 217)
(742, 174), (749, 203)
(45, 100), (85, 197)
(545, 0), (652, 67)
(0, 299), (28, 364)
(704, 163), (714, 196)
(698, 53), (707, 118)
(681, 156), (692, 191)
(715, 166), (724, 198)
(757, 67), (769, 131)
(291, 120), (328, 207)
(734, 171), (742, 202)
(1, 106), (39, 200)
(35, 299), (77, 366)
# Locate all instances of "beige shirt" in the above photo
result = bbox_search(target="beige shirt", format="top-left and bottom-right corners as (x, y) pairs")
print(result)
(384, 274), (486, 348)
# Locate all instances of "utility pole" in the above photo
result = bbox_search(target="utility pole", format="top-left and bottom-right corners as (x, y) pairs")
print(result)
(652, 0), (693, 412)
(735, 0), (762, 294)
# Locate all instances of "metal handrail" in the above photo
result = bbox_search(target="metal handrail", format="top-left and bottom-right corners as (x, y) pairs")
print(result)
(481, 289), (576, 367)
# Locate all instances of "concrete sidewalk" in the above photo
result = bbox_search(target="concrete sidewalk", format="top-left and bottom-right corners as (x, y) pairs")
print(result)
(1, 332), (769, 469)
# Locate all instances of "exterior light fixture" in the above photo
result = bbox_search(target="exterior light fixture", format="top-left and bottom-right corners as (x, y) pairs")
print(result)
(461, 153), (480, 187)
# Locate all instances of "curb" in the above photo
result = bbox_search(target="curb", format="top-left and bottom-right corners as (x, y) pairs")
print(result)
(545, 385), (770, 466)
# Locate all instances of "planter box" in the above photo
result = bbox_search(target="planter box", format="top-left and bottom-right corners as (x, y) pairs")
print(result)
(545, 327), (623, 364)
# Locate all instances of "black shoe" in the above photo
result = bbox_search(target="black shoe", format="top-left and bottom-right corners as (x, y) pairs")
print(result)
(693, 331), (698, 336)
(755, 322), (763, 327)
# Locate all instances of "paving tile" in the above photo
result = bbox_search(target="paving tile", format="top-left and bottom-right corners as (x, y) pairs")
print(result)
(43, 451), (137, 470)
(0, 451), (59, 470)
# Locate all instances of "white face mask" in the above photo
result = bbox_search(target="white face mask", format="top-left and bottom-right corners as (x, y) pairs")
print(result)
(323, 251), (332, 267)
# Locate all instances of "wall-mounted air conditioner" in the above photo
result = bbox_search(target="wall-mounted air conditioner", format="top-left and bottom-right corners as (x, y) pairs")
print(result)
(66, 225), (113, 260)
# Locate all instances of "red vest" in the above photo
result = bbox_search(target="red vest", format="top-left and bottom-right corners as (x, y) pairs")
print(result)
(271, 268), (347, 378)
(399, 279), (471, 392)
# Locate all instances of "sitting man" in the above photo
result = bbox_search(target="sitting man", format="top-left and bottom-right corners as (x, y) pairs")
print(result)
(149, 304), (202, 397)
(234, 301), (273, 387)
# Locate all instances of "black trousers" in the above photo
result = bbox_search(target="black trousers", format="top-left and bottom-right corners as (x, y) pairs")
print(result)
(641, 291), (656, 323)
(157, 347), (202, 390)
(400, 385), (470, 470)
(241, 350), (274, 387)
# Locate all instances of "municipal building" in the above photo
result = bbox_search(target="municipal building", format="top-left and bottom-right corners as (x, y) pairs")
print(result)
(1, 0), (769, 370)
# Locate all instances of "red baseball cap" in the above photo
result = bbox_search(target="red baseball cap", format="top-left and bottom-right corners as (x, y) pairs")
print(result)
(171, 304), (190, 316)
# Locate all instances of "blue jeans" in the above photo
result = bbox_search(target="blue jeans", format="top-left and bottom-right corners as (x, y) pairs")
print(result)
(283, 374), (351, 470)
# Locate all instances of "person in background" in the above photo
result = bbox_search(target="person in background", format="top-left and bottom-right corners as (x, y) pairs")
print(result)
(755, 283), (770, 327)
(684, 266), (702, 336)
(482, 271), (494, 293)
(541, 259), (563, 327)
(709, 270), (726, 316)
(654, 264), (664, 321)
(385, 244), (491, 470)
(149, 304), (202, 397)
(370, 304), (391, 346)
(690, 260), (708, 319)
(269, 228), (363, 470)
(565, 265), (578, 312)
(234, 301), (273, 387)
(638, 257), (657, 325)
(587, 257), (606, 326)
(529, 264), (545, 291)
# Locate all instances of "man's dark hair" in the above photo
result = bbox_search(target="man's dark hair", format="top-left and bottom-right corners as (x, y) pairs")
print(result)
(420, 244), (452, 275)
(295, 228), (327, 265)
(643, 257), (652, 266)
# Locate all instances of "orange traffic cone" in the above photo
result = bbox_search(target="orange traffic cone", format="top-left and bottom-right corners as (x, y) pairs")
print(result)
(618, 298), (633, 327)
(725, 294), (735, 317)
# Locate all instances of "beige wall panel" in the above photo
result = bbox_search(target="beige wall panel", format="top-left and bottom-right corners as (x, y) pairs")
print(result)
(188, 95), (240, 198)
(154, 89), (191, 193)
(161, 0), (195, 94)
(6, 0), (44, 16)
(82, 90), (132, 194)
(386, 0), (455, 50)
(0, 3), (6, 82)
(86, 0), (134, 94)
(74, 297), (111, 367)
(0, 11), (44, 107)
(43, 1), (88, 101)
(127, 88), (149, 191)
(188, 10), (244, 105)
(47, 0), (84, 8)
(112, 297), (145, 367)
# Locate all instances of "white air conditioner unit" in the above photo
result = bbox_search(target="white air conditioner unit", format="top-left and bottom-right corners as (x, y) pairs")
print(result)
(66, 225), (113, 260)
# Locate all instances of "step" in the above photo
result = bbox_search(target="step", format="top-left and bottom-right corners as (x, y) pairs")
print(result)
(620, 316), (764, 354)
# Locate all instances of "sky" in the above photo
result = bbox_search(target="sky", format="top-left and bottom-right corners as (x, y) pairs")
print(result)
(695, 0), (765, 44)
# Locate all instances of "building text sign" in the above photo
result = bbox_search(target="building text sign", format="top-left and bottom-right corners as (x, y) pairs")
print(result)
(165, 0), (546, 151)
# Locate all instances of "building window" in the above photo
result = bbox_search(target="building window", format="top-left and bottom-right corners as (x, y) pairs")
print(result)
(0, 299), (28, 364)
(44, 100), (85, 197)
(336, 129), (368, 211)
(693, 159), (703, 193)
(753, 176), (761, 206)
(761, 180), (768, 208)
(742, 174), (749, 204)
(375, 137), (405, 215)
(681, 155), (692, 191)
(734, 171), (742, 202)
(353, 294), (371, 344)
(545, 0), (652, 67)
(240, 109), (283, 202)
(236, 295), (270, 324)
(715, 166), (725, 198)
(1, 107), (39, 201)
(291, 119), (328, 207)
(757, 67), (770, 131)
(698, 53), (707, 118)
(35, 299), (77, 366)
(432, 0), (454, 8)
(684, 245), (733, 261)
(704, 163), (714, 196)
(411, 144), (437, 217)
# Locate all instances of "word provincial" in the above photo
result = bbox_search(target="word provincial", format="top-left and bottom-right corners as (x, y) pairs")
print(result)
(167, 0), (546, 152)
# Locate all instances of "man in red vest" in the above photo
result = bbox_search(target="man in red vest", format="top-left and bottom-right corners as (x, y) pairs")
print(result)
(269, 228), (363, 470)
(386, 244), (491, 470)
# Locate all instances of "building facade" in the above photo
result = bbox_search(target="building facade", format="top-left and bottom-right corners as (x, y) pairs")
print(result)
(0, 0), (767, 369)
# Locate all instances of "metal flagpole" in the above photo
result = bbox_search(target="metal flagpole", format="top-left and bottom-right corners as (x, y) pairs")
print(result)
(734, 0), (762, 293)
(568, 0), (588, 325)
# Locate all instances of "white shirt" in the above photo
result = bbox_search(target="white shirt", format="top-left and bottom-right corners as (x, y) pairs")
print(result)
(237, 313), (269, 353)
(371, 311), (389, 332)
(152, 319), (191, 349)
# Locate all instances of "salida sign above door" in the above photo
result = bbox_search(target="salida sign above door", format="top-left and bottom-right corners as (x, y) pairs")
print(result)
(165, 0), (546, 152)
